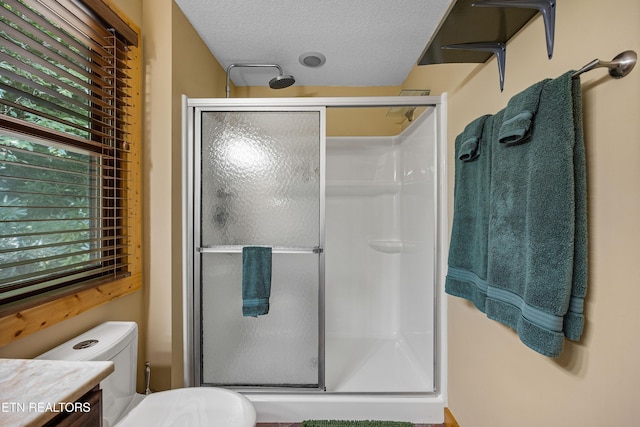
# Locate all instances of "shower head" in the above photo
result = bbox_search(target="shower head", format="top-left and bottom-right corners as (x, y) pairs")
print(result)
(225, 63), (295, 97)
(269, 74), (295, 89)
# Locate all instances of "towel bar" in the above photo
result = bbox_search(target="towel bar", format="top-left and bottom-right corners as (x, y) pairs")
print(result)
(198, 246), (323, 254)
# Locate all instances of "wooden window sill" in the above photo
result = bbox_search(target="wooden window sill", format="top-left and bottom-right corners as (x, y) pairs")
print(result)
(0, 273), (141, 347)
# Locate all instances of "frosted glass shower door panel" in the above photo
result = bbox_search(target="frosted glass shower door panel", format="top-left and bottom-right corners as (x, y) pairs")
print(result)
(201, 111), (320, 247)
(197, 110), (323, 388)
(201, 253), (319, 387)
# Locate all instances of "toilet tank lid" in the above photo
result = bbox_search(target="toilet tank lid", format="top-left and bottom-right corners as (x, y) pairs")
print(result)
(36, 321), (138, 362)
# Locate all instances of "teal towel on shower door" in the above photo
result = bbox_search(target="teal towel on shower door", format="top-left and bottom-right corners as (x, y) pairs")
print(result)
(242, 246), (272, 317)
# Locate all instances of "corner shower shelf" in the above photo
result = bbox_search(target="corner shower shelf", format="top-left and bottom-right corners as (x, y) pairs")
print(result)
(368, 240), (418, 254)
(326, 180), (401, 197)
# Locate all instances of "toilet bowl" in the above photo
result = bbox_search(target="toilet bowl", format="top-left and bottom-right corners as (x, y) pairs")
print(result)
(36, 321), (256, 427)
(117, 388), (255, 427)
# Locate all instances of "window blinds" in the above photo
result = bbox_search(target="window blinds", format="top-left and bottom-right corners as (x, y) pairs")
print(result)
(0, 0), (136, 302)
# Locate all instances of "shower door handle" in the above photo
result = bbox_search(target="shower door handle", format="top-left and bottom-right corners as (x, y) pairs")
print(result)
(198, 245), (323, 254)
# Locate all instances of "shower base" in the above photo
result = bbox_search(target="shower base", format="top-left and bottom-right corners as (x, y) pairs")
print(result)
(325, 335), (433, 392)
(255, 424), (440, 427)
(245, 334), (442, 423)
(246, 392), (445, 424)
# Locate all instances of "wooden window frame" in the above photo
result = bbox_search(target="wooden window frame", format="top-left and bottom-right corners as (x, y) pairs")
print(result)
(0, 0), (142, 346)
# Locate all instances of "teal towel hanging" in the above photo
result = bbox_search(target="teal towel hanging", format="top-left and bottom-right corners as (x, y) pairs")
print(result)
(446, 71), (588, 357)
(242, 246), (272, 317)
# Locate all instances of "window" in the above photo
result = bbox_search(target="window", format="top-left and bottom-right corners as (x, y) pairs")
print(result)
(0, 0), (140, 312)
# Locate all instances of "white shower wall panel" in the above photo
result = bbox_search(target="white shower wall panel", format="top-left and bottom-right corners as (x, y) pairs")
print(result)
(400, 108), (438, 376)
(325, 115), (436, 393)
(325, 137), (400, 182)
(325, 137), (402, 341)
(325, 195), (401, 339)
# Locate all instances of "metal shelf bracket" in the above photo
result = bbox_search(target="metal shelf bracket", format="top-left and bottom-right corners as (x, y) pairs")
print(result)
(442, 42), (507, 91)
(473, 0), (556, 59)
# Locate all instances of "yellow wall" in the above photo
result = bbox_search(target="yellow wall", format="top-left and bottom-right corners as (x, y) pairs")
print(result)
(170, 1), (227, 388)
(142, 0), (180, 392)
(402, 0), (640, 425)
(237, 85), (407, 136)
(143, 0), (227, 391)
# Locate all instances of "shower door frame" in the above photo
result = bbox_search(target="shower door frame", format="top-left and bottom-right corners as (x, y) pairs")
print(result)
(185, 102), (327, 390)
(182, 96), (448, 401)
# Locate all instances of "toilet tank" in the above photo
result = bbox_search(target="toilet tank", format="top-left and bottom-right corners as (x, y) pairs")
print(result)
(36, 321), (139, 427)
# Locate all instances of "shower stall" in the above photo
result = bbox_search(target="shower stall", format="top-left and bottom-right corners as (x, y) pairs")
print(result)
(182, 96), (448, 423)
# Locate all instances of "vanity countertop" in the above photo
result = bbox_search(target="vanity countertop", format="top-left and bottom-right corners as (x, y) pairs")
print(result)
(0, 358), (114, 427)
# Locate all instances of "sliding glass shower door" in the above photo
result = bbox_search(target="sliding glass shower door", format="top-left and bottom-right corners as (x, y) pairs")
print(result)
(194, 109), (325, 388)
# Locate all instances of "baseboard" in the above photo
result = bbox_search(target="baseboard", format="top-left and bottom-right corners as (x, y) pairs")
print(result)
(445, 407), (460, 427)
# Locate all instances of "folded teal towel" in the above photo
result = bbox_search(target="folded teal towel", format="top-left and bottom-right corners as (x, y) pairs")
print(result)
(486, 71), (587, 357)
(458, 114), (491, 161)
(498, 78), (549, 145)
(445, 114), (494, 310)
(242, 246), (272, 317)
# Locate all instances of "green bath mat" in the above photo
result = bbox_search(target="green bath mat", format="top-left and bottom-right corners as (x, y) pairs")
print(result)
(301, 421), (413, 427)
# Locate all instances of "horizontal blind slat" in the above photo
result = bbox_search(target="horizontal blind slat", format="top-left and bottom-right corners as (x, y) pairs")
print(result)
(0, 215), (130, 224)
(0, 234), (131, 254)
(0, 257), (131, 288)
(0, 137), (128, 163)
(0, 20), (113, 89)
(0, 7), (112, 79)
(0, 176), (131, 195)
(0, 243), (130, 270)
(0, 77), (92, 126)
(0, 95), (116, 141)
(37, 0), (114, 50)
(5, 0), (114, 59)
(0, 58), (93, 115)
(2, 225), (130, 239)
(0, 191), (127, 204)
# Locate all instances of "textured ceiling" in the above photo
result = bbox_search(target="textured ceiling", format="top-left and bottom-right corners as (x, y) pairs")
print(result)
(174, 0), (454, 88)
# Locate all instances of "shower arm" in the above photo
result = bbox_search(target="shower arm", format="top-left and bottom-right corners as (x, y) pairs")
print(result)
(225, 63), (284, 98)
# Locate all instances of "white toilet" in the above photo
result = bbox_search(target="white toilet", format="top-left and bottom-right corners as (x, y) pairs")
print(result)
(36, 321), (256, 427)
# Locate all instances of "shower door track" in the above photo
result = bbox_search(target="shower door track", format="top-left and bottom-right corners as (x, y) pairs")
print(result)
(184, 96), (443, 109)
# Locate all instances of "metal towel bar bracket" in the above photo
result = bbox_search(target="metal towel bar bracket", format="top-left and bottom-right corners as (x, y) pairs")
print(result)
(572, 50), (637, 79)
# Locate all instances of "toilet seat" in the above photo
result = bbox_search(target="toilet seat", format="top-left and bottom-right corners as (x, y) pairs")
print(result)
(115, 388), (256, 427)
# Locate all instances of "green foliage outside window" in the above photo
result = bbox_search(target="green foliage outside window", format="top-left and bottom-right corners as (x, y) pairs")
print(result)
(0, 134), (98, 286)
